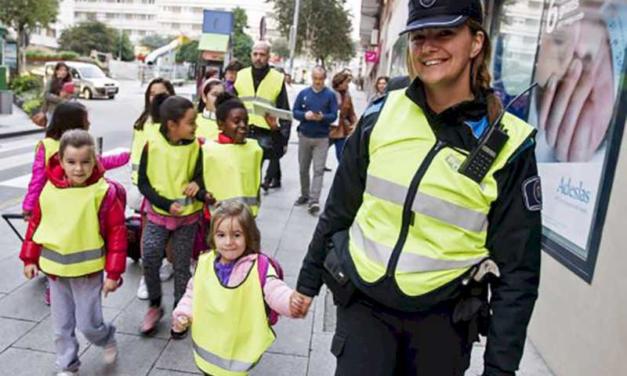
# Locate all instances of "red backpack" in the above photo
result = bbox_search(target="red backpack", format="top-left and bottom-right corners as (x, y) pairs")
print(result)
(256, 253), (284, 326)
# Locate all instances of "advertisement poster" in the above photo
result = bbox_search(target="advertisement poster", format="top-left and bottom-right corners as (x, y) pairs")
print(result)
(491, 0), (627, 281)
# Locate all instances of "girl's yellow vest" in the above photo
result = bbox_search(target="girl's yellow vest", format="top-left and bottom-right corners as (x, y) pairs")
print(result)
(191, 251), (275, 376)
(196, 113), (220, 142)
(145, 132), (203, 216)
(33, 178), (109, 277)
(39, 138), (60, 166)
(131, 121), (160, 185)
(202, 139), (263, 216)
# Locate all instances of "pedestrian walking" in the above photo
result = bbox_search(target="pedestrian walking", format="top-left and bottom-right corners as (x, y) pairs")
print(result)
(234, 40), (291, 192)
(19, 130), (127, 376)
(22, 102), (129, 305)
(330, 71), (357, 162)
(293, 1), (541, 375)
(42, 62), (73, 119)
(293, 66), (338, 215)
(170, 201), (302, 375)
(130, 78), (177, 300)
(137, 95), (209, 335)
(202, 92), (263, 216)
(195, 78), (224, 142)
(370, 76), (389, 102)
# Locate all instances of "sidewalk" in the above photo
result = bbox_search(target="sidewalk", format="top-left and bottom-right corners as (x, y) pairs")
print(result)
(0, 105), (44, 139)
(0, 85), (553, 376)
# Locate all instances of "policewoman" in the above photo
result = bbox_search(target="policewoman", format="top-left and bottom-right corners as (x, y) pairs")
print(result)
(294, 1), (542, 375)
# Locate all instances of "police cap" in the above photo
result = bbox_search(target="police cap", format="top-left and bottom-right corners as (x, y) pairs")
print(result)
(400, 0), (484, 35)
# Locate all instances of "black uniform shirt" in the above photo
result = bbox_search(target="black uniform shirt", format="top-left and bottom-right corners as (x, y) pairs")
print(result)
(296, 78), (542, 375)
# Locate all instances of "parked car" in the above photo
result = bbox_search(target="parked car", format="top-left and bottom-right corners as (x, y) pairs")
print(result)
(44, 61), (119, 100)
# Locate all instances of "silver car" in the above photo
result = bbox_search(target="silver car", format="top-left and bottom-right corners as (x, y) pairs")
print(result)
(45, 61), (120, 100)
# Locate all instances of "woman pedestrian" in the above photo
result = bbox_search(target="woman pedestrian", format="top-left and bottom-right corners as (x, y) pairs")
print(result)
(292, 1), (542, 375)
(329, 72), (357, 162)
(38, 62), (73, 125)
(370, 76), (389, 102)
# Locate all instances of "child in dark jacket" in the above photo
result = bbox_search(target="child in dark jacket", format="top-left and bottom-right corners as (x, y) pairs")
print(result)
(20, 129), (127, 376)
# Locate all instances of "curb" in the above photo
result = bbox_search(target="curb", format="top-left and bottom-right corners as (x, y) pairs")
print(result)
(0, 127), (45, 139)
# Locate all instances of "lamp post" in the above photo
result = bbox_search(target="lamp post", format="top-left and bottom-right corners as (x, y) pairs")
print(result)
(288, 0), (301, 76)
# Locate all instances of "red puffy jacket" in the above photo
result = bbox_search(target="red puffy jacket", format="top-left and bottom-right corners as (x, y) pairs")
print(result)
(19, 155), (128, 281)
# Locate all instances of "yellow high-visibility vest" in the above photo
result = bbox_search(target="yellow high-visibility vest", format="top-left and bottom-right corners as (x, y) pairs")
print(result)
(191, 251), (276, 376)
(348, 90), (534, 298)
(33, 178), (109, 277)
(145, 132), (203, 216)
(234, 67), (284, 130)
(130, 120), (160, 185)
(39, 138), (60, 166)
(196, 113), (219, 142)
(202, 139), (263, 216)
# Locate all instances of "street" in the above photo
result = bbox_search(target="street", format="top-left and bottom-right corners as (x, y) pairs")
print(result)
(0, 80), (551, 376)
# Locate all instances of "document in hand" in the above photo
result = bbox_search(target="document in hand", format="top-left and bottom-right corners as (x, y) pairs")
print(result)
(252, 100), (293, 121)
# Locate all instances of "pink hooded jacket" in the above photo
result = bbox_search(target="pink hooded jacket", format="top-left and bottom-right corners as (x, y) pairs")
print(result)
(172, 253), (296, 326)
(22, 145), (130, 212)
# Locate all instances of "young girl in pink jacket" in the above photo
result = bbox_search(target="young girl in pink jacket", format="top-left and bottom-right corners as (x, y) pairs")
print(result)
(171, 201), (305, 375)
(22, 101), (129, 305)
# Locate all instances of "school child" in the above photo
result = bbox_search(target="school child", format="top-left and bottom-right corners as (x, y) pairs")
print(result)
(137, 95), (209, 335)
(203, 92), (263, 216)
(195, 78), (224, 142)
(19, 129), (127, 376)
(171, 201), (301, 376)
(130, 78), (177, 300)
(22, 102), (129, 305)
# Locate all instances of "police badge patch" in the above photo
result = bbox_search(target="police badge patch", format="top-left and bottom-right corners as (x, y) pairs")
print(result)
(419, 0), (437, 8)
(522, 176), (542, 211)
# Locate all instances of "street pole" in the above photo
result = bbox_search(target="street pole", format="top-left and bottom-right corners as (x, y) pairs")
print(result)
(288, 0), (301, 76)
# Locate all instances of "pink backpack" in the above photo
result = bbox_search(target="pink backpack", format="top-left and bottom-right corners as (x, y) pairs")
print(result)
(256, 253), (284, 326)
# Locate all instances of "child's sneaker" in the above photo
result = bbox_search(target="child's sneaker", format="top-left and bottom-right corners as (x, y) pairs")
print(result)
(103, 342), (118, 364)
(159, 260), (174, 281)
(170, 327), (189, 340)
(136, 276), (148, 300)
(140, 306), (164, 336)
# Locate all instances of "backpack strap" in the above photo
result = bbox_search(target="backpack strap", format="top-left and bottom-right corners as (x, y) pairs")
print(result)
(257, 253), (270, 289)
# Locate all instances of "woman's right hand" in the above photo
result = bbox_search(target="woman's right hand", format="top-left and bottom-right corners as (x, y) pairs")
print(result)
(172, 315), (190, 332)
(24, 264), (39, 279)
(169, 202), (183, 215)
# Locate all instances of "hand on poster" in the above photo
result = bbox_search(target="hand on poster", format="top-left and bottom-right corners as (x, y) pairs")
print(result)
(536, 8), (616, 162)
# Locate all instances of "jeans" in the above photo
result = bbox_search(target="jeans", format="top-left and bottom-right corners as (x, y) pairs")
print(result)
(330, 138), (347, 162)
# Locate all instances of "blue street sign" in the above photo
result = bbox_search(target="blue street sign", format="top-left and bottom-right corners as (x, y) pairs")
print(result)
(202, 10), (234, 35)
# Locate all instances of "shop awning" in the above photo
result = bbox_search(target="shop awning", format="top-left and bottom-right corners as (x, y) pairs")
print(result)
(198, 33), (230, 52)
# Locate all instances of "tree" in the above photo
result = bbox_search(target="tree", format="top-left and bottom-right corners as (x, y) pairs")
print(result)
(270, 0), (355, 67)
(272, 37), (290, 60)
(59, 21), (135, 62)
(232, 7), (253, 66)
(0, 0), (59, 73)
(176, 40), (199, 63)
(140, 34), (172, 50)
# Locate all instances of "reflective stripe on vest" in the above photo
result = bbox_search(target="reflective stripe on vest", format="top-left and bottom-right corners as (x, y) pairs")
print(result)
(39, 138), (60, 166)
(196, 113), (219, 142)
(34, 178), (108, 277)
(203, 140), (263, 217)
(349, 89), (534, 297)
(145, 133), (203, 216)
(191, 251), (275, 376)
(233, 67), (284, 130)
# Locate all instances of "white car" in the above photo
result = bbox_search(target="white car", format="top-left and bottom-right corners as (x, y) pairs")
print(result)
(45, 61), (120, 100)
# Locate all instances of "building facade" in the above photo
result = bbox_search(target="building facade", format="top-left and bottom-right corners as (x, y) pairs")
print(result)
(359, 1), (627, 375)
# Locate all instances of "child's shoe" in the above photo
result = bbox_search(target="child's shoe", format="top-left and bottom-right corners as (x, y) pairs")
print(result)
(159, 260), (174, 281)
(103, 341), (118, 364)
(140, 306), (164, 336)
(136, 277), (148, 300)
(170, 328), (189, 340)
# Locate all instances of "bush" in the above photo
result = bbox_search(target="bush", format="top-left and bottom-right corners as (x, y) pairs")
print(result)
(9, 74), (43, 95)
(22, 97), (44, 116)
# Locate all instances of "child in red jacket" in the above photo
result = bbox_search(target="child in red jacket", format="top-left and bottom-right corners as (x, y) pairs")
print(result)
(20, 129), (127, 376)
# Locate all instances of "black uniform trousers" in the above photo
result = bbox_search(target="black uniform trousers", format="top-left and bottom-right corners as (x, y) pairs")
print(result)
(248, 125), (284, 184)
(332, 297), (473, 376)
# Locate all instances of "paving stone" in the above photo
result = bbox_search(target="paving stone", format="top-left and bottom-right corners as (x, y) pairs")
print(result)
(102, 260), (143, 310)
(307, 332), (334, 376)
(0, 347), (57, 376)
(148, 368), (202, 376)
(251, 351), (308, 376)
(14, 307), (120, 355)
(268, 304), (315, 357)
(154, 335), (197, 373)
(0, 253), (28, 294)
(0, 278), (50, 321)
(77, 332), (168, 376)
(0, 317), (36, 353)
(113, 286), (174, 340)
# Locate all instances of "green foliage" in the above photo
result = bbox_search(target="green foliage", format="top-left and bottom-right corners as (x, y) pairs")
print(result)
(272, 37), (290, 59)
(0, 0), (59, 72)
(22, 97), (44, 115)
(25, 49), (79, 61)
(140, 34), (172, 50)
(58, 21), (135, 61)
(8, 74), (42, 95)
(232, 7), (253, 66)
(270, 0), (355, 66)
(176, 40), (199, 63)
